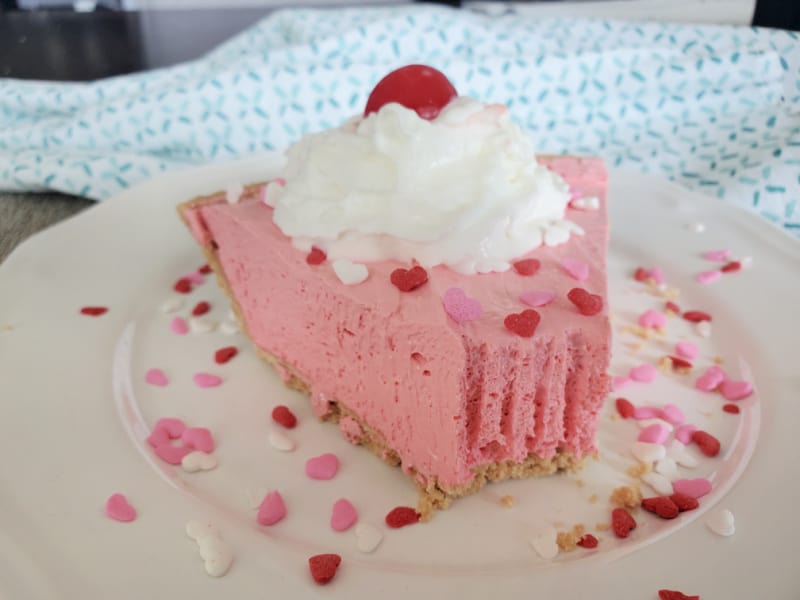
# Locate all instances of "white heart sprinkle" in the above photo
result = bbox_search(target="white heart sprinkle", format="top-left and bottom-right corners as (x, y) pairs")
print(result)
(571, 196), (600, 211)
(354, 522), (384, 553)
(637, 418), (674, 432)
(190, 317), (217, 334)
(181, 451), (218, 473)
(631, 441), (666, 463)
(226, 182), (244, 205)
(219, 320), (240, 335)
(654, 457), (678, 479)
(186, 521), (234, 577)
(739, 256), (753, 268)
(268, 430), (295, 452)
(695, 321), (712, 338)
(706, 509), (735, 537)
(161, 297), (184, 314)
(688, 222), (706, 233)
(667, 440), (699, 468)
(332, 259), (369, 285)
(642, 472), (673, 496)
(529, 526), (559, 560)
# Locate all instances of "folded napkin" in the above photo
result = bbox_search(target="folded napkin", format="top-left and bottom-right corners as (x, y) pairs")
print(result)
(0, 5), (798, 235)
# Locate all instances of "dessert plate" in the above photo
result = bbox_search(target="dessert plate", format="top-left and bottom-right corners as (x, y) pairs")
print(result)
(1, 155), (798, 599)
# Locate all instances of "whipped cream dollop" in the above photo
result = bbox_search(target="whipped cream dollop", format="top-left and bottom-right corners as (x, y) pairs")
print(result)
(267, 97), (581, 274)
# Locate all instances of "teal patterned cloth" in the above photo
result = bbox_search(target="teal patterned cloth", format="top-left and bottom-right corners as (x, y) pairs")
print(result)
(1, 5), (799, 234)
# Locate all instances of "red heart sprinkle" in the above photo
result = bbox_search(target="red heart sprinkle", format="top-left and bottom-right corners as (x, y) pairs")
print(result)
(80, 306), (108, 316)
(658, 590), (700, 600)
(682, 310), (711, 323)
(174, 278), (193, 294)
(306, 247), (327, 265)
(567, 287), (603, 316)
(633, 267), (649, 281)
(308, 553), (341, 585)
(214, 346), (238, 365)
(390, 266), (429, 292)
(665, 301), (681, 314)
(272, 405), (297, 429)
(669, 492), (700, 512)
(385, 506), (420, 528)
(720, 261), (741, 273)
(723, 403), (740, 414)
(512, 258), (541, 276)
(192, 301), (211, 316)
(199, 264), (212, 274)
(611, 507), (636, 538)
(615, 397), (635, 419)
(691, 430), (721, 457)
(503, 309), (541, 338)
(641, 496), (680, 519)
(668, 356), (693, 370)
(364, 64), (457, 120)
(576, 534), (599, 549)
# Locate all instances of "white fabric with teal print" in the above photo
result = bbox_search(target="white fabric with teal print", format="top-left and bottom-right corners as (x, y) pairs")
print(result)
(1, 5), (799, 235)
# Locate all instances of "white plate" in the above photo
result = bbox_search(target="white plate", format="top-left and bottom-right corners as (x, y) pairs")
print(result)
(1, 156), (798, 599)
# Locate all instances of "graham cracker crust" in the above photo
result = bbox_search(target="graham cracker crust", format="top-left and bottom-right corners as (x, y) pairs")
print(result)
(178, 188), (586, 520)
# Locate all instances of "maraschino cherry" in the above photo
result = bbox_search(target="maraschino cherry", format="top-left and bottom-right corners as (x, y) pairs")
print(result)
(364, 64), (457, 120)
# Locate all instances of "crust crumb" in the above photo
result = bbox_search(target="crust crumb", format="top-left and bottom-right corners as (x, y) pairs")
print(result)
(627, 462), (652, 478)
(610, 485), (642, 508)
(588, 493), (599, 504)
(500, 495), (514, 508)
(556, 524), (586, 552)
(1, 324), (12, 331)
(596, 523), (610, 532)
(575, 478), (585, 488)
(714, 356), (724, 365)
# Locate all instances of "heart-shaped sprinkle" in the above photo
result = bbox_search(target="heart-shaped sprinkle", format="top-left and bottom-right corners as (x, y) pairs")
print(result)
(182, 427), (215, 453)
(576, 533), (599, 548)
(145, 368), (169, 387)
(170, 316), (189, 335)
(670, 492), (699, 512)
(219, 320), (240, 335)
(665, 300), (681, 314)
(512, 258), (541, 276)
(720, 260), (741, 273)
(723, 403), (740, 414)
(660, 404), (685, 425)
(638, 309), (667, 329)
(696, 270), (722, 284)
(570, 196), (600, 211)
(529, 526), (559, 559)
(330, 499), (358, 532)
(257, 491), (287, 526)
(504, 309), (541, 337)
(615, 397), (635, 419)
(268, 430), (295, 452)
(654, 457), (678, 479)
(160, 297), (184, 313)
(561, 258), (589, 281)
(629, 363), (657, 383)
(199, 264), (212, 274)
(305, 453), (339, 480)
(308, 553), (342, 585)
(705, 508), (735, 536)
(80, 306), (108, 316)
(642, 472), (673, 496)
(147, 417), (186, 447)
(658, 590), (700, 600)
(636, 418), (672, 432)
(638, 423), (670, 444)
(194, 373), (222, 388)
(567, 287), (603, 315)
(695, 365), (726, 391)
(519, 290), (555, 307)
(631, 441), (666, 463)
(192, 301), (211, 316)
(174, 278), (193, 294)
(154, 444), (193, 465)
(189, 317), (217, 334)
(695, 320), (712, 338)
(390, 266), (428, 292)
(214, 346), (238, 364)
(632, 406), (661, 420)
(184, 270), (205, 284)
(385, 506), (420, 528)
(442, 288), (483, 324)
(181, 450), (218, 472)
(703, 249), (731, 262)
(720, 379), (753, 401)
(612, 375), (630, 391)
(674, 424), (698, 445)
(673, 478), (712, 499)
(611, 508), (636, 538)
(354, 522), (384, 553)
(105, 493), (137, 522)
(683, 310), (711, 323)
(272, 405), (298, 429)
(306, 247), (327, 265)
(642, 496), (679, 519)
(691, 430), (720, 457)
(185, 521), (233, 577)
(667, 439), (698, 468)
(674, 341), (699, 359)
(332, 259), (369, 285)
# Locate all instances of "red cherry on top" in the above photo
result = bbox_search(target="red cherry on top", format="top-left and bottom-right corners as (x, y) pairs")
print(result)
(364, 64), (457, 120)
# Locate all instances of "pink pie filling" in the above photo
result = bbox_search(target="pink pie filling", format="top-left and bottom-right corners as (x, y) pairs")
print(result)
(182, 156), (610, 488)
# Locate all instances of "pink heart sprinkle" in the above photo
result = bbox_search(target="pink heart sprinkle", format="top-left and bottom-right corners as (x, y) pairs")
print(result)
(105, 493), (137, 522)
(629, 363), (657, 383)
(638, 423), (670, 444)
(612, 375), (630, 391)
(660, 403), (685, 425)
(170, 316), (188, 335)
(305, 453), (339, 480)
(696, 270), (722, 284)
(695, 365), (727, 392)
(675, 341), (699, 359)
(703, 249), (731, 262)
(181, 427), (215, 453)
(147, 417), (186, 448)
(672, 478), (712, 499)
(561, 258), (590, 281)
(330, 498), (358, 532)
(442, 288), (483, 324)
(145, 368), (169, 387)
(674, 424), (698, 445)
(183, 271), (206, 285)
(257, 491), (287, 526)
(638, 309), (667, 329)
(649, 267), (665, 285)
(154, 444), (192, 465)
(633, 406), (662, 420)
(519, 290), (556, 308)
(720, 380), (753, 401)
(193, 373), (222, 388)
